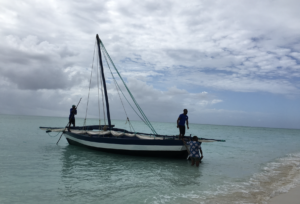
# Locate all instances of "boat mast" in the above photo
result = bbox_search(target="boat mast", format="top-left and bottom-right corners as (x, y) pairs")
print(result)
(96, 34), (112, 129)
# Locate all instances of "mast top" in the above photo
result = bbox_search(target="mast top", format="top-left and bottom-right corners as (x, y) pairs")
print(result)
(96, 34), (101, 43)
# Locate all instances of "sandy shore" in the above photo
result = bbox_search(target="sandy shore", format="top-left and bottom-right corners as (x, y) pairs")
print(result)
(268, 185), (300, 204)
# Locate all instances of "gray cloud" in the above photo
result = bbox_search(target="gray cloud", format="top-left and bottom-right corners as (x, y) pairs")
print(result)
(0, 35), (84, 90)
(1, 77), (298, 129)
(0, 0), (300, 128)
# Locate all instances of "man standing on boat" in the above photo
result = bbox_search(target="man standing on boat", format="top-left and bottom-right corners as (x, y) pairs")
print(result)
(177, 109), (189, 139)
(68, 105), (77, 131)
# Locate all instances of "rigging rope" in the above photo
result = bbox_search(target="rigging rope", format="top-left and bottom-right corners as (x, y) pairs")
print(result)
(100, 42), (158, 135)
(47, 131), (61, 137)
(84, 37), (157, 135)
(102, 49), (135, 132)
(101, 43), (156, 134)
(84, 40), (97, 128)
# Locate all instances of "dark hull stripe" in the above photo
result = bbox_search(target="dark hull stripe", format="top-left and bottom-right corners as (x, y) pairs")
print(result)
(64, 132), (184, 146)
(66, 138), (188, 158)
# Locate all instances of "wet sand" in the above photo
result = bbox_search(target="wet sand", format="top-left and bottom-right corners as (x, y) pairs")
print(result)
(268, 185), (300, 204)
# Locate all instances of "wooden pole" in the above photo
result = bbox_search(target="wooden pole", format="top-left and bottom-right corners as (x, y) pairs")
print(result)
(96, 34), (112, 129)
(56, 98), (82, 145)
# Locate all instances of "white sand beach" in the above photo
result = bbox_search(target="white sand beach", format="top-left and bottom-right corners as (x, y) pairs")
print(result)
(269, 185), (300, 204)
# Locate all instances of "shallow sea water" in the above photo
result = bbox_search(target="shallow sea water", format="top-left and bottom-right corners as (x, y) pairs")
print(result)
(0, 114), (300, 204)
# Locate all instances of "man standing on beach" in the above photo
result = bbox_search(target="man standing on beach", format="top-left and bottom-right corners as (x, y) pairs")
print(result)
(177, 109), (189, 139)
(68, 105), (77, 131)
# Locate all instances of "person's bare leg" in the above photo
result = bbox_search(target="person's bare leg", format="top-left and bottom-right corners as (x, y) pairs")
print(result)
(196, 160), (200, 167)
(191, 158), (195, 166)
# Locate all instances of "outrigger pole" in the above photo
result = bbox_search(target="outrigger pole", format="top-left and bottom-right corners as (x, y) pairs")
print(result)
(56, 97), (82, 145)
(96, 34), (112, 129)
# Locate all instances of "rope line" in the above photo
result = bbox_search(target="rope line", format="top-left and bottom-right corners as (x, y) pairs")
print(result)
(47, 131), (61, 137)
(84, 40), (97, 128)
(100, 42), (157, 135)
(100, 46), (147, 129)
(101, 43), (156, 134)
(102, 50), (135, 132)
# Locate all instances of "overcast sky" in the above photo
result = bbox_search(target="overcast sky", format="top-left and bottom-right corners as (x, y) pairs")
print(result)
(0, 0), (300, 129)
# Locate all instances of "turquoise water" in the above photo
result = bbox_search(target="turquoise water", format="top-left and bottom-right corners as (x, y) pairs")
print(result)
(0, 114), (300, 204)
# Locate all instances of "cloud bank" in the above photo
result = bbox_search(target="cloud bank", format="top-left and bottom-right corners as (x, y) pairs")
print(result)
(0, 0), (299, 129)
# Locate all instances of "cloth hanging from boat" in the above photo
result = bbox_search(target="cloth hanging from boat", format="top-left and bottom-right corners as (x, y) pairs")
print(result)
(43, 128), (163, 140)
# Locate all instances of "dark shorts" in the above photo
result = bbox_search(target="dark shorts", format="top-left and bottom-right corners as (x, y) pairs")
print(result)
(69, 118), (75, 126)
(179, 125), (185, 135)
(191, 157), (201, 161)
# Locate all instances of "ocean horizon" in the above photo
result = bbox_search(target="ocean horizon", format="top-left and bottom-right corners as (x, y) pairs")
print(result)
(2, 113), (299, 131)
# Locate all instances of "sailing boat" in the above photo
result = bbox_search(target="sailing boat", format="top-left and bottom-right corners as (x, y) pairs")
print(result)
(40, 34), (225, 157)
